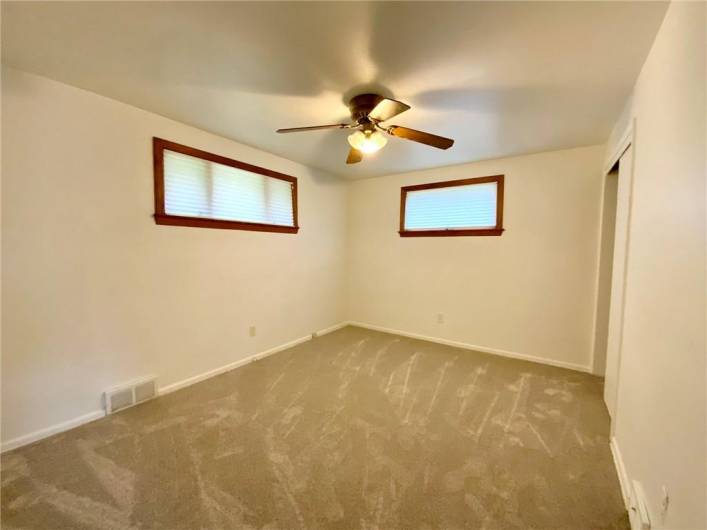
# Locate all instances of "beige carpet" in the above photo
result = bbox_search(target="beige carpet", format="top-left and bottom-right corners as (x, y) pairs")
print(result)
(1, 326), (628, 529)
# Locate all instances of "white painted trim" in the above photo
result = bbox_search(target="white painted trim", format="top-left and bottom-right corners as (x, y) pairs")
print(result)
(610, 436), (630, 508)
(1, 409), (106, 453)
(604, 121), (634, 175)
(313, 321), (349, 337)
(347, 321), (592, 373)
(591, 119), (635, 377)
(0, 321), (589, 451)
(607, 121), (637, 434)
(1, 322), (348, 452)
(158, 334), (313, 396)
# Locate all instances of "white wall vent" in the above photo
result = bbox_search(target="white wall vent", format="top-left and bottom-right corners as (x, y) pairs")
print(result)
(104, 376), (157, 414)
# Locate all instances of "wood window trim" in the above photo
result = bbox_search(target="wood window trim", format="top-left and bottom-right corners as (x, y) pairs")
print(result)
(399, 174), (504, 237)
(152, 137), (299, 233)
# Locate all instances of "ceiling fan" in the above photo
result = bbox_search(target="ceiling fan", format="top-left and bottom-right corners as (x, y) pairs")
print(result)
(276, 93), (454, 164)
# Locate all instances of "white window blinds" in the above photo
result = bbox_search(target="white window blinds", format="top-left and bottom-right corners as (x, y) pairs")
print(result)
(163, 149), (295, 227)
(404, 181), (498, 230)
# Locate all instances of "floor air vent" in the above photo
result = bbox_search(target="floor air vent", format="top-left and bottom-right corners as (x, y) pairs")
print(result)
(104, 377), (157, 414)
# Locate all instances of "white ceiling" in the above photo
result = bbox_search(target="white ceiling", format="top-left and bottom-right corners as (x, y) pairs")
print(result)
(2, 1), (667, 178)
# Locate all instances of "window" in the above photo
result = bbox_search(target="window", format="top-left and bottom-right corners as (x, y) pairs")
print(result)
(399, 175), (504, 237)
(153, 138), (298, 233)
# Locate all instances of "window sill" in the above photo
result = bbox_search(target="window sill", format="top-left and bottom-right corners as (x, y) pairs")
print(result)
(154, 214), (299, 233)
(399, 228), (504, 237)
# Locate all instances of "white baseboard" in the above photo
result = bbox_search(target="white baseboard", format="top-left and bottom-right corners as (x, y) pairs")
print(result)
(158, 334), (311, 396)
(314, 321), (349, 337)
(1, 409), (106, 453)
(1, 322), (348, 453)
(1, 321), (587, 452)
(610, 436), (630, 508)
(347, 321), (592, 373)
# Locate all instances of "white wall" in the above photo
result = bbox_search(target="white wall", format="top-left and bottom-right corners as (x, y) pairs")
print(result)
(606, 2), (706, 528)
(1, 67), (348, 446)
(347, 145), (605, 372)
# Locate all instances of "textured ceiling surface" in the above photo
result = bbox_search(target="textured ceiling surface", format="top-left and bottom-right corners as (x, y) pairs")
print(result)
(2, 2), (667, 178)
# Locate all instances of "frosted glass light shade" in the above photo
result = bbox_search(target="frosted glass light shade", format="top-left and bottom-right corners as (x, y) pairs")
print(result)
(347, 130), (388, 153)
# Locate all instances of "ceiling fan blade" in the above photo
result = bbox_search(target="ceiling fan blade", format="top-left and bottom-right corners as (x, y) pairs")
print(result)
(386, 125), (454, 150)
(276, 124), (350, 133)
(346, 147), (363, 164)
(368, 98), (411, 122)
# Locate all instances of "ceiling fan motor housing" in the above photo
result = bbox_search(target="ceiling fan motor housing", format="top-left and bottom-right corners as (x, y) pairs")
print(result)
(277, 92), (453, 164)
(349, 93), (385, 124)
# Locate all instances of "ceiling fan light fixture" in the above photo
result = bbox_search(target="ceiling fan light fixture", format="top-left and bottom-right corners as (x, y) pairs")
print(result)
(276, 94), (454, 164)
(347, 129), (387, 154)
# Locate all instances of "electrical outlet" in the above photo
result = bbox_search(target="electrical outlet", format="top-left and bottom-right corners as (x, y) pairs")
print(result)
(249, 326), (256, 337)
(437, 313), (445, 324)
